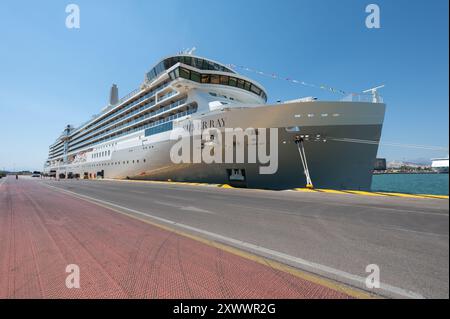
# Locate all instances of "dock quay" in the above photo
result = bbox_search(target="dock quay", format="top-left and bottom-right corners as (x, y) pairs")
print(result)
(0, 176), (448, 299)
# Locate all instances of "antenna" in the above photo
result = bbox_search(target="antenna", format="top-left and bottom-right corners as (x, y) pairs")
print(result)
(187, 47), (196, 55)
(362, 85), (385, 103)
(177, 47), (197, 55)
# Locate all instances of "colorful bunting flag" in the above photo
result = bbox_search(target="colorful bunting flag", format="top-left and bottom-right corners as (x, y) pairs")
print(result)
(227, 63), (354, 96)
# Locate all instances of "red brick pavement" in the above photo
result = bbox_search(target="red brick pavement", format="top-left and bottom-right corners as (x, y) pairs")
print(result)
(0, 178), (354, 299)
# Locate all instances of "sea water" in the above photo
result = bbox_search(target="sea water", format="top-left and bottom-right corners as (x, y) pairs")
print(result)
(371, 174), (449, 195)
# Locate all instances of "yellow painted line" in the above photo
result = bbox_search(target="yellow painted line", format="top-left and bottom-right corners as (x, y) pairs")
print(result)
(417, 194), (449, 200)
(295, 187), (447, 200)
(98, 179), (448, 200)
(44, 183), (375, 299)
(374, 192), (429, 199)
(344, 190), (386, 197)
(294, 188), (319, 193)
(316, 189), (348, 195)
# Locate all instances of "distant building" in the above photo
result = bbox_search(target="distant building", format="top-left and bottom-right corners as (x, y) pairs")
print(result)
(374, 158), (387, 171)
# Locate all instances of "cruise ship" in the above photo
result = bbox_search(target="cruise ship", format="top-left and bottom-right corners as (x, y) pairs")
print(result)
(43, 54), (386, 190)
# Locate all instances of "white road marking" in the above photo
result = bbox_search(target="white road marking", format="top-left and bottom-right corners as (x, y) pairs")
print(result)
(43, 182), (425, 299)
(162, 194), (197, 202)
(182, 206), (216, 214)
(153, 200), (216, 215)
(130, 190), (149, 195)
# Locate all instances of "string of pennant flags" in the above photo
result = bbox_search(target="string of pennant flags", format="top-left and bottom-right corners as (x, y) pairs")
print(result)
(225, 62), (450, 153)
(226, 63), (365, 97)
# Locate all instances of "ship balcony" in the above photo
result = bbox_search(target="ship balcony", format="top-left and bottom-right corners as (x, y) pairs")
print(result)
(340, 93), (384, 103)
(67, 98), (190, 152)
(69, 82), (172, 142)
(68, 93), (184, 149)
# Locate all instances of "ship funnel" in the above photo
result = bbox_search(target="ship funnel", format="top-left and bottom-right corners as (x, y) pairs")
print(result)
(109, 84), (119, 105)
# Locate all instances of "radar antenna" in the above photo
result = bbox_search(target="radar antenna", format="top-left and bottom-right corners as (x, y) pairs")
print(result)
(186, 47), (196, 55)
(362, 85), (385, 103)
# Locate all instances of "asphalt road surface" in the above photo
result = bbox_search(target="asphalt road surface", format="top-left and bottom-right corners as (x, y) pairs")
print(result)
(2, 177), (448, 298)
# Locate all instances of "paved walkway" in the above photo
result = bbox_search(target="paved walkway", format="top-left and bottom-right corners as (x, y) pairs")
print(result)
(0, 177), (357, 299)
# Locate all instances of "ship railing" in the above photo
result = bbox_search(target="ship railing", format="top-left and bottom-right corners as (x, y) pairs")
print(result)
(67, 107), (196, 155)
(69, 98), (186, 149)
(68, 98), (188, 150)
(70, 100), (158, 144)
(116, 88), (141, 106)
(69, 83), (171, 141)
(340, 93), (383, 103)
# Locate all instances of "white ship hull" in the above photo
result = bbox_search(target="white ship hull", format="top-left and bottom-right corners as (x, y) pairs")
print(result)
(47, 101), (385, 190)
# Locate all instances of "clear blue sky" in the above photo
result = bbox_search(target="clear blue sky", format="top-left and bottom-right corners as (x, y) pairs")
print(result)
(0, 0), (448, 170)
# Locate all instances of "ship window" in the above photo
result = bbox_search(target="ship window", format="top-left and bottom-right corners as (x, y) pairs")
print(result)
(206, 61), (215, 70)
(169, 71), (176, 80)
(174, 68), (179, 78)
(220, 75), (228, 85)
(250, 84), (261, 95)
(193, 58), (202, 68)
(183, 56), (192, 66)
(201, 75), (210, 83)
(155, 62), (163, 74)
(244, 81), (251, 91)
(199, 59), (208, 70)
(229, 77), (237, 87)
(179, 68), (190, 79)
(210, 75), (220, 84)
(237, 79), (245, 89)
(190, 71), (201, 83)
(144, 121), (174, 137)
